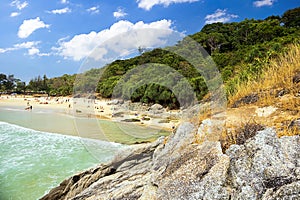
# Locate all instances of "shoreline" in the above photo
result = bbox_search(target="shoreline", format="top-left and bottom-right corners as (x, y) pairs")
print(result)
(0, 95), (179, 144)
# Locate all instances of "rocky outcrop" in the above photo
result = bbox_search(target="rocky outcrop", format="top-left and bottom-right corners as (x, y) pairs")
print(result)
(41, 125), (300, 200)
(226, 128), (300, 200)
(41, 139), (163, 200)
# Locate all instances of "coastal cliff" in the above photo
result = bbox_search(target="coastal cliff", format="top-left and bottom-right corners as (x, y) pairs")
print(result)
(41, 122), (300, 200)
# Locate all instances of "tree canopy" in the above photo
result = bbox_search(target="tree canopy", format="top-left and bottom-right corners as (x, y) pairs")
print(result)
(1, 7), (299, 108)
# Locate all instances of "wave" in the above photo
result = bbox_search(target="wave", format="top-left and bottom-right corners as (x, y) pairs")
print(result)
(0, 121), (123, 200)
(1, 107), (26, 112)
(0, 121), (124, 147)
(0, 121), (79, 139)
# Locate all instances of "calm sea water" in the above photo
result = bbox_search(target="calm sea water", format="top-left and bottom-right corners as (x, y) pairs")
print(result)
(0, 107), (124, 200)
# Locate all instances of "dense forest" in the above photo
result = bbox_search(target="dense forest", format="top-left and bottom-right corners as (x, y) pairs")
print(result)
(0, 73), (76, 96)
(1, 7), (299, 108)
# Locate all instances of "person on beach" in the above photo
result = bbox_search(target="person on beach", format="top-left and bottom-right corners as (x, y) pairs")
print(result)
(25, 102), (32, 110)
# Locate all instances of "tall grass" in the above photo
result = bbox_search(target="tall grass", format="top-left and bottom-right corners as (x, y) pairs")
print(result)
(193, 44), (300, 149)
(226, 43), (300, 138)
(228, 43), (300, 107)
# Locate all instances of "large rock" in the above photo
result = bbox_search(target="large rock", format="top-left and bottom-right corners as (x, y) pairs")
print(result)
(150, 104), (163, 111)
(41, 139), (163, 200)
(154, 142), (231, 200)
(41, 127), (300, 200)
(107, 99), (124, 105)
(149, 104), (164, 115)
(40, 164), (115, 200)
(152, 122), (196, 174)
(226, 128), (300, 200)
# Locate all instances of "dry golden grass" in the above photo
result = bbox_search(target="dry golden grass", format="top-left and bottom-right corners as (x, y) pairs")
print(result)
(274, 115), (300, 137)
(229, 43), (300, 108)
(226, 43), (300, 137)
(277, 127), (299, 137)
(219, 123), (236, 151)
(192, 44), (300, 148)
(219, 121), (264, 152)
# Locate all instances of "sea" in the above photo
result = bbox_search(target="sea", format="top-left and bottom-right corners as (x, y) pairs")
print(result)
(0, 106), (125, 200)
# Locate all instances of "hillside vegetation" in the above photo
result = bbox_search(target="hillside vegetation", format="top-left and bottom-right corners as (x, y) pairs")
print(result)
(94, 7), (300, 107)
(227, 43), (300, 136)
(40, 45), (300, 199)
(1, 7), (299, 109)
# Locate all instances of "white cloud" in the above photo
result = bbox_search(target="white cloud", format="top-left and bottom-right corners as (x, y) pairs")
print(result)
(28, 47), (40, 55)
(87, 6), (100, 14)
(14, 41), (45, 56)
(0, 41), (39, 54)
(48, 7), (71, 14)
(137, 0), (198, 10)
(0, 47), (15, 53)
(0, 41), (48, 57)
(60, 0), (68, 4)
(0, 48), (8, 53)
(10, 0), (28, 10)
(38, 52), (51, 56)
(14, 41), (40, 49)
(26, 47), (49, 56)
(27, 48), (50, 56)
(253, 0), (274, 7)
(18, 17), (50, 39)
(205, 9), (238, 24)
(10, 12), (20, 17)
(113, 7), (127, 19)
(54, 19), (174, 61)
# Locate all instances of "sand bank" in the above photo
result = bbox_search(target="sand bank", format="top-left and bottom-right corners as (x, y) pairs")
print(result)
(0, 95), (179, 144)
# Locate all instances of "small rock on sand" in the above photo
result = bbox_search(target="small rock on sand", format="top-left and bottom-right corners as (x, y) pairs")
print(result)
(255, 106), (277, 117)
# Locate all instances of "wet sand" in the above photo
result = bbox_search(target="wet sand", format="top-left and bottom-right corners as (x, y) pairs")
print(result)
(0, 95), (174, 144)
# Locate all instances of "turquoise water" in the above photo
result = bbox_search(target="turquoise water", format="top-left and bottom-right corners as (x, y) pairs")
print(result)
(0, 121), (123, 200)
(0, 106), (165, 143)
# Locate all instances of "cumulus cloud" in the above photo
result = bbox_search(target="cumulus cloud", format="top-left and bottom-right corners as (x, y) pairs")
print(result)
(22, 42), (49, 56)
(137, 0), (198, 10)
(0, 41), (48, 56)
(10, 12), (20, 17)
(18, 17), (50, 39)
(87, 6), (100, 14)
(48, 7), (71, 14)
(205, 9), (238, 24)
(113, 7), (127, 19)
(14, 41), (45, 56)
(54, 19), (175, 61)
(253, 0), (275, 7)
(10, 0), (28, 10)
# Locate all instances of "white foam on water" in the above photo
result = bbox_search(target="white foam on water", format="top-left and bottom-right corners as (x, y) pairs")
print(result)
(1, 107), (27, 112)
(0, 121), (124, 200)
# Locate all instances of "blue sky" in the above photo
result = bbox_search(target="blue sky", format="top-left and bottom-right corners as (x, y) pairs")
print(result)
(0, 0), (299, 82)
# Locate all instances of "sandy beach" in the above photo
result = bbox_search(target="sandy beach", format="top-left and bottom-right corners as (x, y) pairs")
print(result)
(0, 94), (179, 144)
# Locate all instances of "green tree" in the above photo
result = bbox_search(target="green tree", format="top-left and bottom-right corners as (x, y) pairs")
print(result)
(34, 7), (300, 107)
(5, 74), (16, 92)
(282, 7), (300, 28)
(16, 80), (26, 93)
